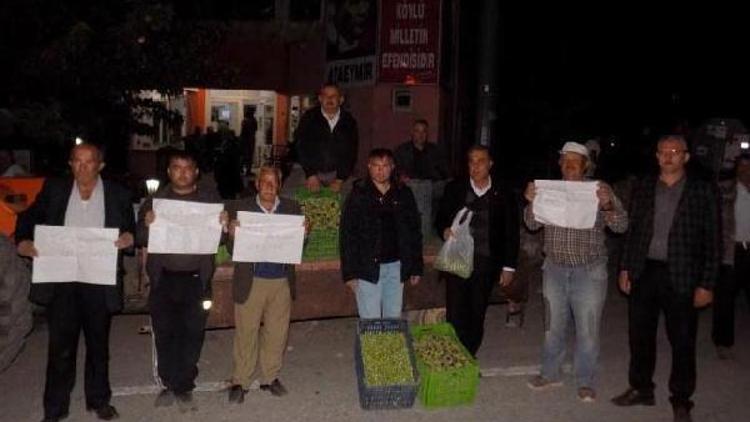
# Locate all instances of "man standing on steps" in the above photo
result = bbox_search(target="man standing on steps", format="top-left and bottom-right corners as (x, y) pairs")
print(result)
(294, 83), (359, 194)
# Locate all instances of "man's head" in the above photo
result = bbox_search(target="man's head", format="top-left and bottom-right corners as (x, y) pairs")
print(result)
(558, 142), (589, 181)
(656, 135), (690, 176)
(367, 148), (395, 184)
(167, 151), (199, 191)
(411, 119), (429, 148)
(467, 145), (493, 183)
(69, 144), (105, 185)
(319, 84), (343, 116)
(736, 154), (750, 185)
(256, 166), (282, 203)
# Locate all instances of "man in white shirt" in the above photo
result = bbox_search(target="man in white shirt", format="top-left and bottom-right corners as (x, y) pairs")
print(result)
(713, 153), (750, 359)
(294, 84), (359, 194)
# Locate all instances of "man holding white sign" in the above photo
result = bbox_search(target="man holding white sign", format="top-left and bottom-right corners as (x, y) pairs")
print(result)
(523, 141), (627, 403)
(136, 150), (227, 411)
(226, 166), (306, 402)
(16, 143), (135, 422)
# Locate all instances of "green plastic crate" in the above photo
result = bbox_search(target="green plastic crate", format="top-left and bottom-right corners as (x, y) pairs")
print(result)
(411, 323), (480, 409)
(215, 245), (231, 265)
(302, 228), (339, 261)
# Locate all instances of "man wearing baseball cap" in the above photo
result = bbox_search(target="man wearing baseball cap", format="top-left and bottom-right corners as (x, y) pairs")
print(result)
(523, 141), (628, 402)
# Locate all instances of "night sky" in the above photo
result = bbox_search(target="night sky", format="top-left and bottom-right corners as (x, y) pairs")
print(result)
(503, 7), (748, 127)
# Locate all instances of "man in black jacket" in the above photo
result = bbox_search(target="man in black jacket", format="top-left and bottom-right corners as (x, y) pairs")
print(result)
(16, 143), (135, 422)
(393, 119), (449, 183)
(435, 145), (520, 356)
(612, 135), (720, 422)
(340, 148), (423, 318)
(294, 84), (359, 194)
(136, 150), (227, 412)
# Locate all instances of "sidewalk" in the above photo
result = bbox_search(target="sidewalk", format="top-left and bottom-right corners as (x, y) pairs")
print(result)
(1, 279), (748, 422)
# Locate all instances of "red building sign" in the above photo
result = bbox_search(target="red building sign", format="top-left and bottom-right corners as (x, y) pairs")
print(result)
(379, 0), (441, 84)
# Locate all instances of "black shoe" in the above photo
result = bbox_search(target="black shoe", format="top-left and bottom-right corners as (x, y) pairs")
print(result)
(673, 406), (693, 422)
(260, 379), (288, 397)
(87, 404), (119, 420)
(40, 414), (68, 422)
(228, 384), (246, 404)
(505, 303), (525, 328)
(611, 388), (655, 406)
(175, 391), (197, 413)
(154, 389), (174, 407)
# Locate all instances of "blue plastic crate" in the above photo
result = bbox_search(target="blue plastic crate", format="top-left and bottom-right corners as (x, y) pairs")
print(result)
(354, 319), (420, 410)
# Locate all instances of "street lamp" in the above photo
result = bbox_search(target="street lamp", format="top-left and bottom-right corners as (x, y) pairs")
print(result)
(75, 137), (84, 145)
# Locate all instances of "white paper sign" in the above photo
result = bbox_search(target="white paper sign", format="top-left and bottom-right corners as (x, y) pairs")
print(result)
(148, 199), (224, 254)
(33, 225), (120, 285)
(532, 180), (599, 229)
(232, 211), (305, 264)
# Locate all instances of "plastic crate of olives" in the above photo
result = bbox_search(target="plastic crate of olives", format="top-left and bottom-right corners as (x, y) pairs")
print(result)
(411, 322), (479, 408)
(354, 319), (419, 410)
(296, 187), (341, 261)
(295, 187), (341, 231)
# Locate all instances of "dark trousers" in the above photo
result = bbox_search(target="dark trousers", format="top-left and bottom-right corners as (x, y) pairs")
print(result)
(44, 283), (112, 419)
(445, 257), (498, 356)
(149, 271), (208, 393)
(713, 244), (750, 347)
(628, 260), (698, 406)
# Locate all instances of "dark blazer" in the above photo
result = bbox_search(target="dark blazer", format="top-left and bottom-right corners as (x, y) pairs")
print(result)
(294, 106), (359, 180)
(621, 174), (720, 296)
(393, 141), (449, 181)
(340, 179), (424, 283)
(434, 177), (520, 273)
(226, 196), (302, 304)
(15, 177), (136, 312)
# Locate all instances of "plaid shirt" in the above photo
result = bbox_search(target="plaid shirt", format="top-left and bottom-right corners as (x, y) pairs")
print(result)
(524, 188), (628, 266)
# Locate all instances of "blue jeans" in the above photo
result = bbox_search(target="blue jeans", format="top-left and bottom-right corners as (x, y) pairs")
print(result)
(355, 261), (403, 319)
(540, 258), (608, 388)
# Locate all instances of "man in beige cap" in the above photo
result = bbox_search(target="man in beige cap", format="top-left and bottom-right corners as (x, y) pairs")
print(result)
(523, 141), (628, 402)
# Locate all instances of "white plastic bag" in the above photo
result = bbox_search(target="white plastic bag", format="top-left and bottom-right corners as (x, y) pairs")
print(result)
(434, 207), (474, 279)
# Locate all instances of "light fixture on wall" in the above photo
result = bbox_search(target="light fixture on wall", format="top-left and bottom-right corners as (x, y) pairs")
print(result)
(145, 178), (160, 195)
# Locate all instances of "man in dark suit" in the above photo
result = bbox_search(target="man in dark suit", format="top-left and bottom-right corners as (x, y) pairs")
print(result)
(611, 135), (720, 422)
(293, 84), (359, 193)
(434, 145), (520, 356)
(16, 143), (135, 422)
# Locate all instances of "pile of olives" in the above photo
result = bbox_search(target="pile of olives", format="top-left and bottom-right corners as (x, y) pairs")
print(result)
(360, 332), (415, 386)
(300, 198), (340, 231)
(414, 333), (471, 371)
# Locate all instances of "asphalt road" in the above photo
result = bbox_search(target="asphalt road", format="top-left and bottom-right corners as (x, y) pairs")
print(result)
(1, 279), (748, 422)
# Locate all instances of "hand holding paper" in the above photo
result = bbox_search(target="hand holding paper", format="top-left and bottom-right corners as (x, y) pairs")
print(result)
(147, 199), (224, 254)
(32, 225), (119, 285)
(532, 180), (599, 229)
(232, 211), (305, 264)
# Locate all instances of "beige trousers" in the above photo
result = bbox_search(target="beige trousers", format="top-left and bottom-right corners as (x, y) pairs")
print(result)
(231, 277), (291, 387)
